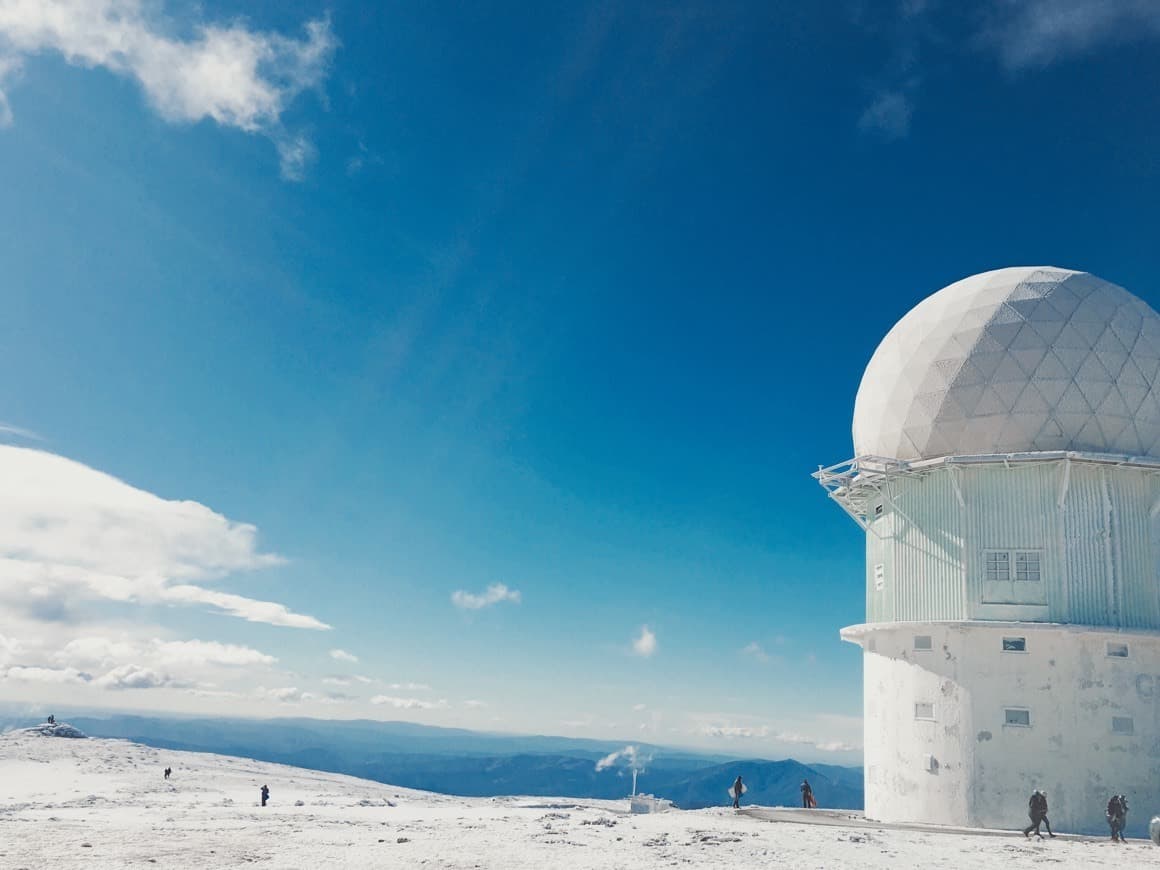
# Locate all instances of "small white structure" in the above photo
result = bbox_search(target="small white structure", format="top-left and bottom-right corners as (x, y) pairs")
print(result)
(816, 267), (1160, 835)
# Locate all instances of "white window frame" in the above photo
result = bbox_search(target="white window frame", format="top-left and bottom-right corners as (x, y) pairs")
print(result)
(913, 635), (932, 652)
(1107, 641), (1129, 659)
(874, 563), (885, 591)
(1112, 716), (1134, 736)
(914, 702), (935, 721)
(1002, 636), (1027, 653)
(1004, 707), (1031, 728)
(985, 549), (1042, 583)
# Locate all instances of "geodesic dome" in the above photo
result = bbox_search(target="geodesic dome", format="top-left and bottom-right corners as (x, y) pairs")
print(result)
(852, 267), (1160, 461)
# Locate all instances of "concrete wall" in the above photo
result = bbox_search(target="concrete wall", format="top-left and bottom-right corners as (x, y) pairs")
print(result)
(848, 622), (1160, 835)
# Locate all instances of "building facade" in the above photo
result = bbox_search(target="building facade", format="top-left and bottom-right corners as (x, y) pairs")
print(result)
(817, 267), (1160, 834)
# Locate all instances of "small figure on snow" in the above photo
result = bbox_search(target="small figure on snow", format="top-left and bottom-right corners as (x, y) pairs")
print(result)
(260, 784), (270, 807)
(1022, 789), (1054, 838)
(1107, 793), (1128, 842)
(801, 779), (815, 809)
(164, 767), (171, 780)
(46, 715), (55, 725)
(731, 775), (745, 809)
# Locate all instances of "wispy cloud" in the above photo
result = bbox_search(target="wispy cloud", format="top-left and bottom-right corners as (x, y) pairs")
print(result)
(0, 0), (336, 178)
(631, 625), (657, 658)
(329, 649), (359, 663)
(740, 641), (771, 663)
(859, 1), (1160, 138)
(451, 583), (521, 610)
(981, 0), (1160, 69)
(370, 694), (448, 710)
(697, 722), (859, 753)
(0, 446), (328, 630)
(463, 699), (486, 708)
(0, 421), (40, 441)
(858, 89), (913, 141)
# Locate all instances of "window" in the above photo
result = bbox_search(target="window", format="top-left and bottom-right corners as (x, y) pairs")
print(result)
(982, 549), (1046, 606)
(985, 550), (1010, 582)
(1014, 551), (1041, 582)
(874, 563), (885, 591)
(1112, 716), (1134, 735)
(874, 504), (884, 517)
(1004, 708), (1031, 727)
(913, 635), (932, 651)
(915, 702), (935, 720)
(1107, 642), (1129, 658)
(1002, 637), (1027, 652)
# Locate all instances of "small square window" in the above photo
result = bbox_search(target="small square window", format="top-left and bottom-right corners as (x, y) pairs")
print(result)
(1107, 642), (1129, 658)
(874, 563), (885, 591)
(1004, 708), (1031, 727)
(1014, 551), (1041, 582)
(875, 504), (884, 516)
(915, 702), (935, 720)
(1002, 637), (1027, 652)
(985, 550), (1010, 582)
(913, 635), (932, 651)
(1112, 716), (1134, 735)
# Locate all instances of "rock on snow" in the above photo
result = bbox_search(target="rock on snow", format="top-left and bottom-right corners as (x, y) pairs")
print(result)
(0, 731), (1149, 868)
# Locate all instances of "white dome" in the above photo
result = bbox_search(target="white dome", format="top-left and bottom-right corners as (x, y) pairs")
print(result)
(853, 267), (1160, 461)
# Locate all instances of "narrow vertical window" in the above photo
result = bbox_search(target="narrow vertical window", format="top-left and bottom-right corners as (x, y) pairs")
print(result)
(874, 563), (885, 591)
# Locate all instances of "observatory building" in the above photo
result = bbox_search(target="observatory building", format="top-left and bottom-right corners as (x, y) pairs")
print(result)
(816, 266), (1160, 834)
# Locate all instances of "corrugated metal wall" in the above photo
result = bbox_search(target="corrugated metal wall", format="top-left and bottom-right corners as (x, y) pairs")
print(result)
(862, 459), (1160, 629)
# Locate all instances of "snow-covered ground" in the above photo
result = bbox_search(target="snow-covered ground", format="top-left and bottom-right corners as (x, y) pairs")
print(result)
(0, 727), (1152, 868)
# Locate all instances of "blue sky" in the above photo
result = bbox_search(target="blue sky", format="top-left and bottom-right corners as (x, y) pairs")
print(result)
(0, 0), (1158, 762)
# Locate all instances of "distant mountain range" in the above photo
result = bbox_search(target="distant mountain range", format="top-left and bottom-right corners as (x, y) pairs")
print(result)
(0, 712), (862, 811)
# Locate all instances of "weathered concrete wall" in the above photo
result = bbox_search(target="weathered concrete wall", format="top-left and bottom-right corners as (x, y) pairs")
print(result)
(848, 622), (1160, 836)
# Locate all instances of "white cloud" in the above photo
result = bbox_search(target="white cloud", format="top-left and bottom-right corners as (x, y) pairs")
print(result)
(631, 625), (657, 658)
(982, 0), (1160, 69)
(329, 649), (359, 663)
(370, 695), (447, 710)
(3, 665), (89, 684)
(697, 723), (859, 753)
(0, 0), (336, 177)
(741, 642), (771, 663)
(463, 699), (486, 709)
(93, 663), (191, 690)
(451, 583), (521, 611)
(383, 681), (430, 691)
(259, 686), (308, 703)
(56, 637), (275, 670)
(0, 446), (328, 630)
(632, 703), (647, 712)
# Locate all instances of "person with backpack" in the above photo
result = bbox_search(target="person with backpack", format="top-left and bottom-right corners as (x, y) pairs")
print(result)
(1022, 790), (1054, 838)
(1107, 793), (1128, 842)
(801, 779), (815, 808)
(260, 784), (270, 807)
(731, 776), (745, 809)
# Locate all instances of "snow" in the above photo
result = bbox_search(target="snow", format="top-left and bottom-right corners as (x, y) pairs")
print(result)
(0, 730), (1152, 868)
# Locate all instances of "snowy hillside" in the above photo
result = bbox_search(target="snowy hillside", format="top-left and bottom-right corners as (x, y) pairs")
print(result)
(0, 728), (1150, 868)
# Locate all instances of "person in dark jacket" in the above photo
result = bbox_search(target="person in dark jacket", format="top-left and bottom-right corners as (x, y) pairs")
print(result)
(801, 779), (814, 808)
(163, 767), (171, 780)
(260, 784), (270, 807)
(1107, 794), (1128, 842)
(731, 776), (744, 809)
(1022, 790), (1054, 838)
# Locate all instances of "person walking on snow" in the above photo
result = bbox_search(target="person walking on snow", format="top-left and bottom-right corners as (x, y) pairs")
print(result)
(801, 779), (815, 809)
(1107, 793), (1128, 842)
(260, 784), (270, 807)
(731, 776), (745, 809)
(1022, 790), (1054, 838)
